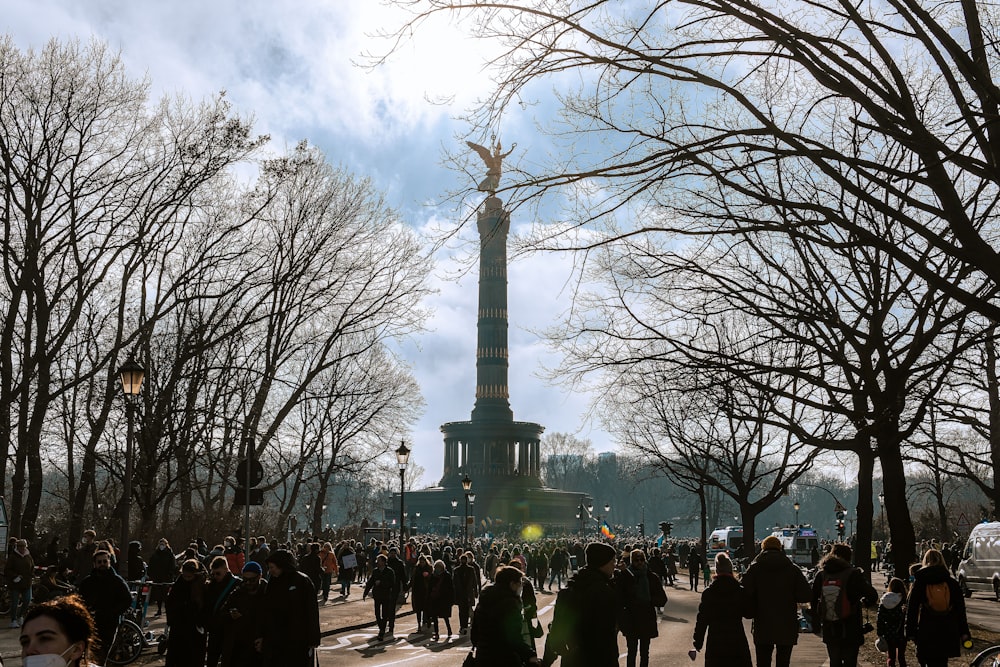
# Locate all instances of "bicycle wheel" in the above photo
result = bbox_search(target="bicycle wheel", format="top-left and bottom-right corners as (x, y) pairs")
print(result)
(106, 620), (144, 665)
(972, 646), (1000, 667)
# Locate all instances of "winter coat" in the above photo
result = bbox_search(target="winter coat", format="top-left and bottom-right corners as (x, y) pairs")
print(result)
(300, 552), (323, 592)
(148, 546), (177, 583)
(78, 567), (132, 635)
(454, 562), (480, 605)
(165, 574), (207, 667)
(614, 565), (668, 639)
(258, 568), (321, 666)
(542, 566), (620, 667)
(411, 562), (433, 612)
(471, 583), (536, 667)
(876, 591), (906, 642)
(223, 546), (245, 576)
(905, 564), (969, 662)
(220, 579), (267, 667)
(4, 549), (34, 591)
(364, 565), (396, 602)
(388, 555), (408, 594)
(741, 547), (812, 646)
(429, 570), (455, 617)
(693, 575), (753, 667)
(810, 555), (878, 648)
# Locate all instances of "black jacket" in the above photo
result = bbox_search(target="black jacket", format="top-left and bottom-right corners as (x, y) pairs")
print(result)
(542, 566), (619, 667)
(258, 568), (321, 661)
(78, 567), (132, 631)
(471, 583), (536, 667)
(693, 575), (752, 666)
(905, 564), (969, 660)
(614, 565), (668, 639)
(364, 565), (396, 602)
(741, 548), (811, 645)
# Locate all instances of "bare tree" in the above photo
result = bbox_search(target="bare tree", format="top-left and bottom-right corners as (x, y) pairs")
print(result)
(539, 431), (594, 488)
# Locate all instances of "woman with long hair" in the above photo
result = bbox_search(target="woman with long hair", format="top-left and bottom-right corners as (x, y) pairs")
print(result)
(20, 595), (101, 666)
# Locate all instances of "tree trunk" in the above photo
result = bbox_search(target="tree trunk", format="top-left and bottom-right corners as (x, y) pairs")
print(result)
(879, 435), (917, 574)
(855, 449), (875, 578)
(986, 328), (1000, 518)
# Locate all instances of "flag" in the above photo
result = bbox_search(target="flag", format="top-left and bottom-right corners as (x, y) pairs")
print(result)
(600, 521), (616, 539)
(656, 534), (664, 548)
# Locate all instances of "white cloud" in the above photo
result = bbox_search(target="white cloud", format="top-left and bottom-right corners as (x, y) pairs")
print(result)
(2, 0), (613, 484)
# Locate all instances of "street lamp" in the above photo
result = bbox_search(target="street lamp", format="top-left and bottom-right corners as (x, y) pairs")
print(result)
(794, 501), (800, 526)
(468, 494), (476, 541)
(117, 357), (145, 580)
(396, 440), (410, 544)
(462, 475), (473, 547)
(415, 512), (421, 535)
(451, 498), (459, 538)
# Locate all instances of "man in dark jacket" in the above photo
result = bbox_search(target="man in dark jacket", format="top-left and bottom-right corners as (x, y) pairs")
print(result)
(387, 546), (409, 635)
(204, 556), (241, 667)
(741, 535), (812, 667)
(221, 561), (267, 667)
(810, 543), (877, 667)
(453, 551), (481, 634)
(686, 543), (705, 591)
(615, 548), (669, 667)
(256, 549), (321, 667)
(541, 542), (620, 667)
(363, 554), (397, 640)
(78, 549), (133, 664)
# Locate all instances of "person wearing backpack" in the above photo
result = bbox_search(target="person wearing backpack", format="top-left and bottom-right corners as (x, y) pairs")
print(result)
(540, 542), (620, 667)
(741, 535), (812, 667)
(904, 548), (970, 667)
(876, 577), (908, 667)
(809, 543), (878, 667)
(470, 565), (540, 666)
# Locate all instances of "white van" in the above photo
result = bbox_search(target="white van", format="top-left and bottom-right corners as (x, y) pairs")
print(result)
(707, 526), (744, 563)
(770, 526), (820, 567)
(957, 521), (1000, 600)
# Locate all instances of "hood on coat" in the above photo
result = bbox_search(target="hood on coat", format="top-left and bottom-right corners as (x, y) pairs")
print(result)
(819, 554), (853, 574)
(913, 563), (951, 585)
(880, 591), (902, 609)
(750, 547), (795, 571)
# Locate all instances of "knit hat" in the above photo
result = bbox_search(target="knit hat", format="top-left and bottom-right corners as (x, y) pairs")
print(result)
(242, 561), (263, 575)
(266, 548), (298, 571)
(761, 535), (783, 551)
(585, 542), (617, 568)
(714, 553), (733, 575)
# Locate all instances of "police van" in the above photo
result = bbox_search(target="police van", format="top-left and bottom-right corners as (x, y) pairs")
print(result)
(957, 521), (1000, 600)
(706, 526), (744, 563)
(770, 526), (820, 567)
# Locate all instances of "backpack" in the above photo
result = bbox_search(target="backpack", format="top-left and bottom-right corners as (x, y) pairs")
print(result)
(820, 568), (855, 622)
(545, 584), (581, 657)
(924, 581), (952, 614)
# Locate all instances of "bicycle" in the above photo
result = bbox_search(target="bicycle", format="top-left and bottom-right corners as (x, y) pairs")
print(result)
(972, 646), (1000, 667)
(106, 580), (167, 665)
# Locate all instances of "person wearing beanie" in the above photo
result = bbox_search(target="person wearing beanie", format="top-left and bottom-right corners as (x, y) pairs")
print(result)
(541, 542), (619, 667)
(693, 553), (752, 665)
(205, 556), (240, 667)
(740, 535), (811, 667)
(615, 549), (669, 667)
(255, 549), (321, 666)
(221, 556), (268, 666)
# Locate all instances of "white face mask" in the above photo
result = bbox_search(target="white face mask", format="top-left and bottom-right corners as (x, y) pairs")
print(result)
(23, 645), (75, 667)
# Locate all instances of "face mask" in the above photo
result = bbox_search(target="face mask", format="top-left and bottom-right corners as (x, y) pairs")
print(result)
(158, 545), (166, 551)
(23, 645), (75, 667)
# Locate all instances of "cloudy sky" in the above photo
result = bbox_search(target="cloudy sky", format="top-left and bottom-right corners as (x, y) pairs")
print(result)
(3, 0), (610, 485)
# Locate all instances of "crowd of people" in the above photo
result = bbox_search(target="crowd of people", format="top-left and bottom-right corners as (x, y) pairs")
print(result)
(0, 528), (979, 667)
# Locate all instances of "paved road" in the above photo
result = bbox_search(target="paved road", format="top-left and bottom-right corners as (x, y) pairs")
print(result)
(1, 575), (995, 666)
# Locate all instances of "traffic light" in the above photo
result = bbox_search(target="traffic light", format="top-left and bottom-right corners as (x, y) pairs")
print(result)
(836, 520), (845, 538)
(639, 523), (645, 536)
(658, 521), (673, 536)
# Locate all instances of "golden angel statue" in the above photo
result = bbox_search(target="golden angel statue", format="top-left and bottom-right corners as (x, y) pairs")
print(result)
(466, 138), (516, 194)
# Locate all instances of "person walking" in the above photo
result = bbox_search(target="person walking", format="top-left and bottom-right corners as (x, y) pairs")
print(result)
(687, 544), (704, 592)
(616, 548), (669, 667)
(428, 559), (455, 641)
(411, 554), (434, 631)
(741, 535), (812, 667)
(363, 554), (397, 641)
(165, 559), (207, 667)
(471, 565), (540, 667)
(905, 548), (970, 667)
(256, 549), (321, 667)
(148, 538), (176, 616)
(219, 561), (267, 667)
(692, 553), (752, 666)
(77, 549), (132, 665)
(204, 557), (240, 667)
(319, 541), (338, 604)
(5, 538), (34, 628)
(541, 542), (620, 667)
(811, 543), (878, 667)
(877, 577), (908, 667)
(453, 551), (480, 634)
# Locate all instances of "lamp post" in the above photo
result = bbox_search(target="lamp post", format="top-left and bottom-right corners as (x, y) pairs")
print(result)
(117, 357), (145, 581)
(396, 440), (410, 544)
(468, 495), (475, 541)
(450, 498), (458, 537)
(599, 503), (611, 530)
(462, 475), (473, 547)
(577, 502), (587, 535)
(415, 512), (421, 535)
(794, 501), (800, 526)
